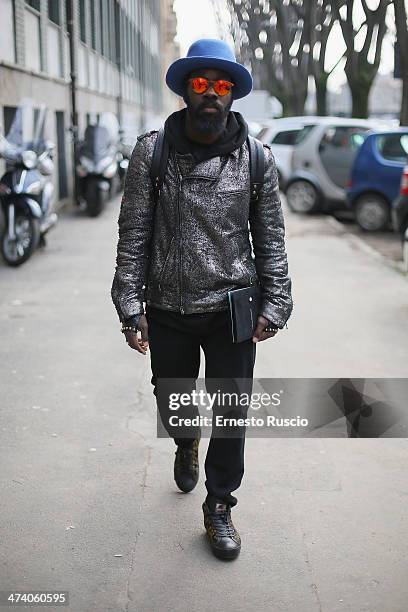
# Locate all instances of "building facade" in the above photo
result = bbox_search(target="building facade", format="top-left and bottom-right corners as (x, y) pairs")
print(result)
(0, 0), (179, 203)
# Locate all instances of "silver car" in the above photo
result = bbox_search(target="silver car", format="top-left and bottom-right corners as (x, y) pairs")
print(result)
(258, 117), (318, 190)
(284, 117), (377, 213)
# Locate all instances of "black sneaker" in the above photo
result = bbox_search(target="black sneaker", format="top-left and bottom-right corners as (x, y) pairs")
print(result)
(174, 435), (200, 493)
(202, 501), (241, 560)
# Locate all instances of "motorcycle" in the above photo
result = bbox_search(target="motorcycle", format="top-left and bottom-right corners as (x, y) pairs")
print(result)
(76, 113), (121, 217)
(0, 104), (58, 266)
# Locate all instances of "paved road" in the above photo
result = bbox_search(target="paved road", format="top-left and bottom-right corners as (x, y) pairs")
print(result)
(332, 209), (404, 265)
(1, 196), (408, 612)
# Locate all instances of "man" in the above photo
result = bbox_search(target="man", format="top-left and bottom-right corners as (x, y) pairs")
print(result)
(111, 39), (293, 560)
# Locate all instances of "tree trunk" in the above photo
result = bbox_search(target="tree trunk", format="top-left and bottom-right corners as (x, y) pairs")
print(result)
(269, 82), (308, 117)
(401, 76), (408, 126)
(348, 73), (372, 119)
(288, 87), (308, 116)
(393, 0), (408, 126)
(315, 75), (328, 116)
(332, 0), (389, 120)
(277, 96), (299, 117)
(350, 84), (370, 118)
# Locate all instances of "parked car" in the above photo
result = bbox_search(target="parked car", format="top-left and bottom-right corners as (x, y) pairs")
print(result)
(257, 117), (318, 190)
(346, 130), (408, 231)
(247, 121), (263, 137)
(391, 158), (408, 239)
(284, 117), (377, 214)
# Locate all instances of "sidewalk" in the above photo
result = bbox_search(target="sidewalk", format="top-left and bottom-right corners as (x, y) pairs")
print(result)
(0, 197), (407, 612)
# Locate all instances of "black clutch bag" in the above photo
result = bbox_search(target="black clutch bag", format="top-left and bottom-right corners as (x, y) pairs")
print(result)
(228, 284), (262, 343)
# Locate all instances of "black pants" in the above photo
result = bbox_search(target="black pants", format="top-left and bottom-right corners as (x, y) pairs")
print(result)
(146, 304), (256, 508)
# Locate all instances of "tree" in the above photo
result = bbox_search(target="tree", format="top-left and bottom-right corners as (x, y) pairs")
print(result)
(226, 0), (312, 116)
(224, 1), (348, 117)
(331, 0), (391, 118)
(393, 0), (408, 125)
(309, 1), (336, 115)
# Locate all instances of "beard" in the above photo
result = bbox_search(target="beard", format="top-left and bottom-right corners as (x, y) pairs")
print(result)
(187, 98), (233, 136)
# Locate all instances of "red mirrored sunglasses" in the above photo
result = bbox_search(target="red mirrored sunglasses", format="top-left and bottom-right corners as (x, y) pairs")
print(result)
(187, 77), (234, 97)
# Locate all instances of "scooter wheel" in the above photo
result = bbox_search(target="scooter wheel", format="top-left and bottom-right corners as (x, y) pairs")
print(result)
(1, 215), (40, 266)
(85, 178), (104, 217)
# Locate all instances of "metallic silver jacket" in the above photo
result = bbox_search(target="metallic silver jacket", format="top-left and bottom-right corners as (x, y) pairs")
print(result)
(111, 130), (293, 327)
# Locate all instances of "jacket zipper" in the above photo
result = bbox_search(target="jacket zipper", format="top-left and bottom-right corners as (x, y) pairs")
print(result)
(158, 235), (175, 293)
(176, 161), (184, 314)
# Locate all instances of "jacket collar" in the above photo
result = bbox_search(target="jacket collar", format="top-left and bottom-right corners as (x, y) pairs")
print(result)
(174, 145), (242, 179)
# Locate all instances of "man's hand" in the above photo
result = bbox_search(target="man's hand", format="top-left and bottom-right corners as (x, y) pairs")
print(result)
(124, 315), (149, 354)
(252, 315), (279, 343)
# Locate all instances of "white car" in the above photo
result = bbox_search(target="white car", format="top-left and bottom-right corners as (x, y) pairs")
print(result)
(257, 117), (320, 190)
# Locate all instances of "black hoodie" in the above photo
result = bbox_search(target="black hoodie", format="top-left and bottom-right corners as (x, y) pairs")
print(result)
(164, 107), (248, 163)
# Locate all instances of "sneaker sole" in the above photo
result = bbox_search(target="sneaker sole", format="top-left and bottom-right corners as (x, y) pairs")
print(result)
(203, 507), (241, 560)
(210, 544), (241, 560)
(174, 477), (198, 493)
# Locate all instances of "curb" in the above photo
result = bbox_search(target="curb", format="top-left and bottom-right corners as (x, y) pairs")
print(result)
(326, 215), (408, 278)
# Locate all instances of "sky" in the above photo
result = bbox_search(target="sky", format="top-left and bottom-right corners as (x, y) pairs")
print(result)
(173, 0), (397, 94)
(173, 0), (220, 57)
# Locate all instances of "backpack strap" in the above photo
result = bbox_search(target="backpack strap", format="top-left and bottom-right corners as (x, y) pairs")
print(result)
(247, 135), (265, 203)
(150, 129), (265, 204)
(150, 127), (170, 202)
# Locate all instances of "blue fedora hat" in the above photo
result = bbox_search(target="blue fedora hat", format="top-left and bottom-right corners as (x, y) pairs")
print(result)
(165, 39), (253, 100)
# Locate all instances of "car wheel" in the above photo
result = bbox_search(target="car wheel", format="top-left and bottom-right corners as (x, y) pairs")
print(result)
(355, 194), (389, 232)
(286, 180), (320, 214)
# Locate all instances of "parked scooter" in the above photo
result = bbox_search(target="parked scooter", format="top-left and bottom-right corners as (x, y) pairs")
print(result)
(76, 113), (120, 217)
(0, 104), (57, 266)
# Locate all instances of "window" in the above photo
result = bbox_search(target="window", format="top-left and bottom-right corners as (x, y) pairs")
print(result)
(320, 126), (370, 152)
(294, 124), (316, 144)
(65, 0), (71, 29)
(99, 0), (107, 56)
(25, 5), (42, 71)
(26, 0), (40, 10)
(376, 133), (408, 163)
(271, 129), (302, 146)
(0, 0), (17, 63)
(48, 0), (60, 24)
(109, 0), (117, 63)
(3, 106), (17, 137)
(79, 0), (86, 43)
(90, 0), (97, 50)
